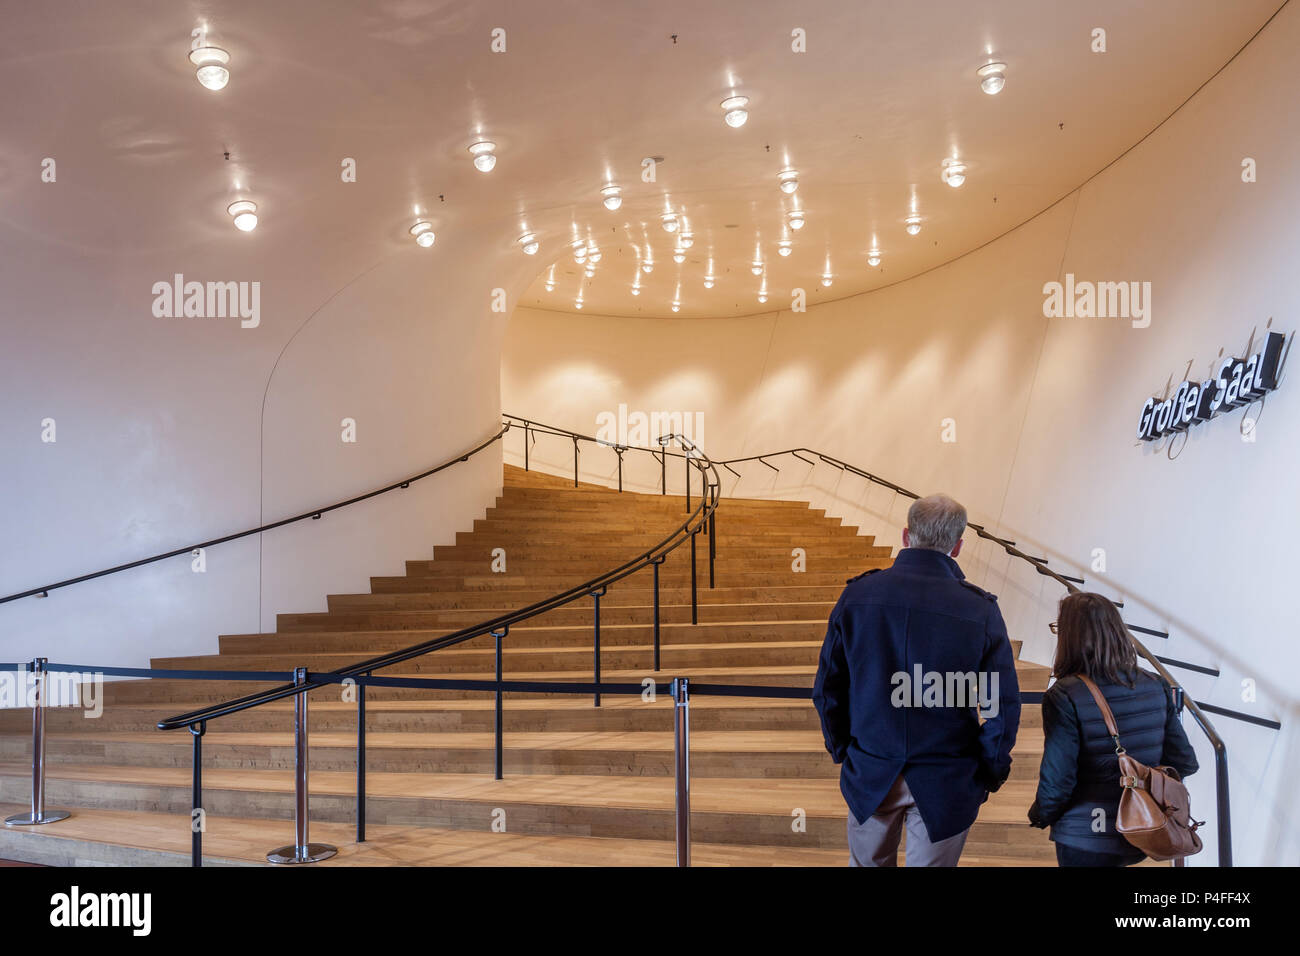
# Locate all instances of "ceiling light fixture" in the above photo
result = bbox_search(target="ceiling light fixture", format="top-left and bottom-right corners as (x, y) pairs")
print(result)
(758, 292), (768, 304)
(977, 61), (1007, 95)
(518, 233), (539, 255)
(777, 239), (792, 257)
(468, 141), (497, 172)
(642, 260), (654, 274)
(587, 247), (602, 263)
(867, 250), (881, 267)
(408, 219), (434, 247)
(661, 213), (678, 233)
(788, 209), (805, 231)
(601, 184), (622, 211)
(704, 275), (715, 289)
(905, 215), (923, 236)
(679, 232), (694, 249)
(226, 200), (258, 232)
(941, 158), (967, 188)
(673, 248), (686, 264)
(777, 168), (799, 194)
(575, 297), (584, 310)
(720, 94), (750, 128)
(190, 45), (231, 91)
(751, 260), (764, 276)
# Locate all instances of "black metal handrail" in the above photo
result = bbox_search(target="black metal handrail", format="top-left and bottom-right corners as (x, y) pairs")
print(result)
(157, 423), (720, 732)
(718, 445), (1266, 867)
(0, 423), (514, 605)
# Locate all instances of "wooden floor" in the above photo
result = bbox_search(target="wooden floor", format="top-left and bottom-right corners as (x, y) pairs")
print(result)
(0, 465), (1057, 866)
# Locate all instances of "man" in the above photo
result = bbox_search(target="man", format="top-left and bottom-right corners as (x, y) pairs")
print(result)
(812, 493), (1021, 867)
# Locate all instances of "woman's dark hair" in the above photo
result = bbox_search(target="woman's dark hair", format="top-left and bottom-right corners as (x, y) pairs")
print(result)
(1052, 592), (1139, 686)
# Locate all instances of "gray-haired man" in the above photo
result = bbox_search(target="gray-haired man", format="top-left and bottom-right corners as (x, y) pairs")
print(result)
(813, 494), (1022, 866)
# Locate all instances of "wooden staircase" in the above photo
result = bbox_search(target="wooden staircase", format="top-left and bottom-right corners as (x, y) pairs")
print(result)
(0, 464), (1054, 866)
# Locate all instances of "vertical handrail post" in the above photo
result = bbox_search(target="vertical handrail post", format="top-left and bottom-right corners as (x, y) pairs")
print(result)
(572, 436), (580, 487)
(356, 672), (367, 843)
(1215, 743), (1232, 867)
(690, 528), (698, 625)
(492, 626), (508, 779)
(684, 451), (690, 512)
(708, 509), (716, 589)
(190, 721), (206, 866)
(4, 658), (70, 827)
(651, 556), (664, 671)
(661, 451), (666, 495)
(672, 677), (691, 867)
(592, 587), (607, 707)
(267, 667), (337, 864)
(616, 447), (625, 492)
(523, 422), (530, 471)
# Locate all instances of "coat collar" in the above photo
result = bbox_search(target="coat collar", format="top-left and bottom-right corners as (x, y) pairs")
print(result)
(891, 547), (965, 580)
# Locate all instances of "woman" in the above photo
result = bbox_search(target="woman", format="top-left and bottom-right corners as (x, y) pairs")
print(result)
(1028, 592), (1198, 866)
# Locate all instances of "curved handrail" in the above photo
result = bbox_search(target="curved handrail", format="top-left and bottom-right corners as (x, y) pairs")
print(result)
(157, 423), (720, 731)
(718, 445), (1236, 866)
(0, 423), (514, 606)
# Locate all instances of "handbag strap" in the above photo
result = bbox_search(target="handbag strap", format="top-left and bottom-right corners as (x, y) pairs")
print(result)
(1076, 674), (1127, 755)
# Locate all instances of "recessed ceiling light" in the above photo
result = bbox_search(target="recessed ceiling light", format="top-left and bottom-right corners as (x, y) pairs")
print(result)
(189, 46), (230, 91)
(679, 232), (694, 249)
(671, 302), (681, 312)
(468, 141), (497, 172)
(758, 292), (768, 304)
(777, 239), (792, 257)
(673, 250), (685, 264)
(867, 250), (881, 267)
(601, 184), (622, 211)
(227, 200), (258, 232)
(408, 220), (434, 247)
(905, 215), (923, 235)
(977, 61), (1007, 95)
(585, 266), (596, 277)
(588, 247), (602, 263)
(720, 95), (750, 128)
(642, 261), (654, 274)
(751, 260), (764, 276)
(777, 168), (799, 194)
(704, 276), (715, 289)
(518, 233), (539, 255)
(941, 158), (966, 188)
(788, 210), (805, 230)
(545, 281), (555, 292)
(631, 286), (640, 296)
(661, 213), (678, 233)
(575, 298), (584, 309)
(821, 271), (833, 287)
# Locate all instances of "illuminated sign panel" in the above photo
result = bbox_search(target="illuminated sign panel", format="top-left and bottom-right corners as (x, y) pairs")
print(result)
(1137, 332), (1284, 441)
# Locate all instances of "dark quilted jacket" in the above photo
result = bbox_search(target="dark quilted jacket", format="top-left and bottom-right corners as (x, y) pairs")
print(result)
(1028, 671), (1199, 855)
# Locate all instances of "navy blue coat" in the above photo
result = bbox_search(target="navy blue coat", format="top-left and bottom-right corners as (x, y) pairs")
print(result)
(1028, 672), (1199, 855)
(812, 548), (1022, 842)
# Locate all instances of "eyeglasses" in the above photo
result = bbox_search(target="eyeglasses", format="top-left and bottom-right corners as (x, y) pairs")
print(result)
(1048, 621), (1058, 634)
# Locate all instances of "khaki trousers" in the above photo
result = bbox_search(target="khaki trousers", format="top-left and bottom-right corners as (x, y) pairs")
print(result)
(847, 774), (970, 867)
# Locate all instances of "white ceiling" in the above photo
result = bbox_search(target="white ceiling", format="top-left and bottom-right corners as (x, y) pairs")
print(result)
(0, 0), (1284, 320)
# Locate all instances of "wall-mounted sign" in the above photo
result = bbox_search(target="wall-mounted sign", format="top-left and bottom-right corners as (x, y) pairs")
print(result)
(1137, 331), (1284, 441)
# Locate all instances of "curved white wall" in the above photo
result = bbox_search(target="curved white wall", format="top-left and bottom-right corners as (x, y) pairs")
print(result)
(504, 3), (1300, 864)
(0, 225), (530, 669)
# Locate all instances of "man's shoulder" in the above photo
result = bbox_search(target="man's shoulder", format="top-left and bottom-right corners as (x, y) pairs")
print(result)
(957, 579), (998, 603)
(844, 567), (884, 585)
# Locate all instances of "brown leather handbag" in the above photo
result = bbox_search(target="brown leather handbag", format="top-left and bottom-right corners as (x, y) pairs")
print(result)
(1077, 675), (1204, 861)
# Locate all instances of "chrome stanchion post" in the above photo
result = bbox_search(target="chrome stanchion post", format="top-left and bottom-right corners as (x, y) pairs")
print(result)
(267, 667), (337, 864)
(5, 658), (70, 827)
(672, 677), (691, 867)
